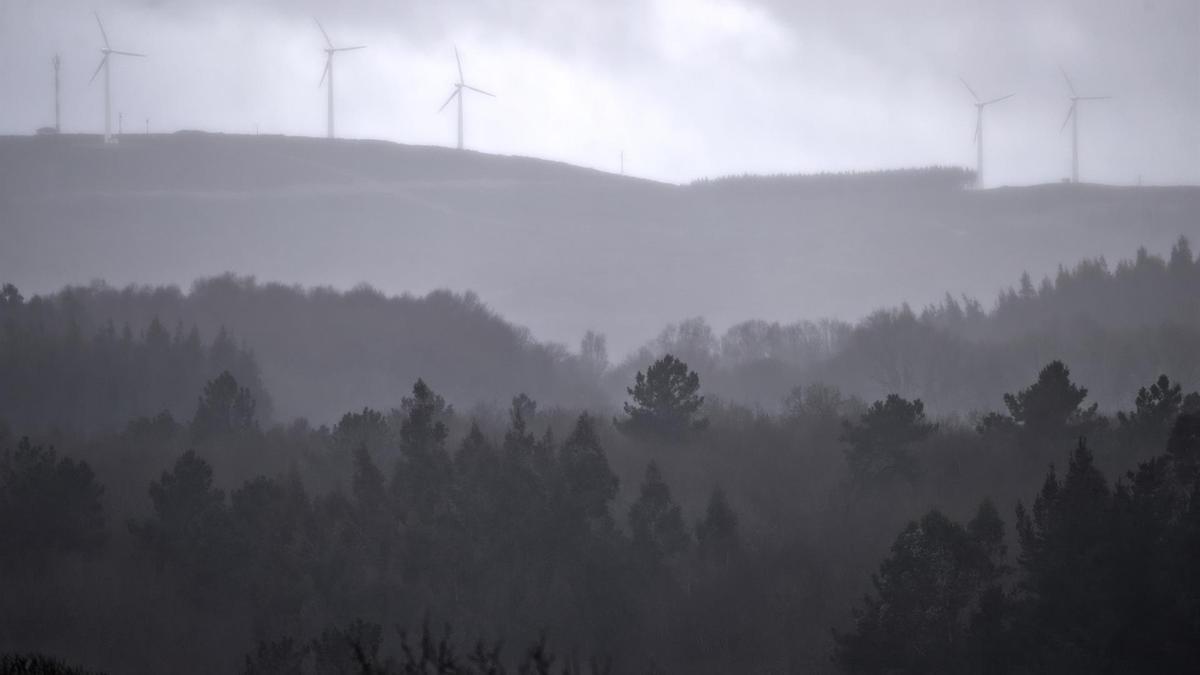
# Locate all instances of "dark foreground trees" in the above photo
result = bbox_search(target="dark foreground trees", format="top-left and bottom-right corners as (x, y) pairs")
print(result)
(977, 360), (1100, 446)
(240, 619), (613, 675)
(628, 462), (690, 567)
(841, 394), (936, 483)
(129, 450), (231, 583)
(0, 654), (106, 675)
(5, 358), (1200, 675)
(0, 286), (270, 433)
(838, 412), (1200, 674)
(834, 501), (1008, 674)
(0, 438), (106, 571)
(192, 371), (258, 440)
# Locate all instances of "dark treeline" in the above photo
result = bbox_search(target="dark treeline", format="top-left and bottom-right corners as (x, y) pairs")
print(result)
(5, 239), (1196, 430)
(3, 335), (1200, 672)
(0, 283), (269, 433)
(836, 404), (1200, 673)
(10, 278), (606, 425)
(690, 166), (977, 195)
(619, 237), (1200, 412)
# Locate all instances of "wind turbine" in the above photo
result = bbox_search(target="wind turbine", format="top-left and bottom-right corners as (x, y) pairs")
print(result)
(52, 54), (61, 132)
(438, 48), (494, 150)
(89, 13), (144, 144)
(1059, 68), (1111, 184)
(959, 78), (1014, 188)
(314, 18), (366, 139)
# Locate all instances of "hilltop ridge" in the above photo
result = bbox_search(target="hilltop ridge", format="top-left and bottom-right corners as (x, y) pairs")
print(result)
(2, 132), (1199, 367)
(0, 132), (658, 197)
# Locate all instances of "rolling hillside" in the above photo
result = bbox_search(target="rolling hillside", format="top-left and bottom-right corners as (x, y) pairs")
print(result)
(3, 132), (1199, 420)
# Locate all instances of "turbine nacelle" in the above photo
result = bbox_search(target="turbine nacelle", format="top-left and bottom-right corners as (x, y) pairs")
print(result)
(92, 13), (145, 63)
(976, 94), (1015, 109)
(438, 47), (495, 124)
(959, 77), (1013, 145)
(1058, 69), (1111, 131)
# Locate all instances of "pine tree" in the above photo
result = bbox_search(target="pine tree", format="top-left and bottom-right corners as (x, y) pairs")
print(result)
(615, 354), (707, 441)
(0, 437), (107, 571)
(560, 413), (618, 528)
(332, 407), (390, 457)
(841, 394), (935, 483)
(192, 371), (258, 440)
(130, 450), (231, 584)
(1002, 361), (1098, 440)
(1117, 374), (1186, 450)
(1014, 438), (1114, 673)
(392, 379), (453, 526)
(695, 486), (740, 567)
(835, 503), (1009, 674)
(628, 461), (689, 565)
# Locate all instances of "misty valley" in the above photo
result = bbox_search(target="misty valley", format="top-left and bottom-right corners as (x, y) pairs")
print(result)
(4, 2), (1200, 673)
(2, 231), (1200, 673)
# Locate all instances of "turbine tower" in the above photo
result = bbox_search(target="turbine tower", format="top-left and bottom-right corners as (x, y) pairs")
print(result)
(1059, 68), (1110, 184)
(53, 54), (61, 132)
(959, 78), (1013, 188)
(89, 13), (144, 144)
(314, 18), (366, 140)
(438, 48), (494, 150)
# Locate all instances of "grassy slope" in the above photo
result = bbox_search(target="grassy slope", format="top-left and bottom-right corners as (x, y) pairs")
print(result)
(3, 132), (1198, 418)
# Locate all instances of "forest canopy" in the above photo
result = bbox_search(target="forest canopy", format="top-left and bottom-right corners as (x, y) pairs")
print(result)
(1, 238), (1199, 674)
(3, 238), (1195, 430)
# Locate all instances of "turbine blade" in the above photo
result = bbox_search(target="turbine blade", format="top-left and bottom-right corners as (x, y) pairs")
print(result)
(958, 77), (980, 102)
(464, 85), (494, 97)
(1060, 66), (1077, 96)
(334, 46), (367, 52)
(1060, 102), (1076, 132)
(983, 93), (1015, 105)
(438, 89), (460, 112)
(89, 55), (108, 84)
(109, 50), (146, 58)
(319, 57), (331, 86)
(314, 17), (333, 49)
(455, 47), (464, 83)
(974, 118), (981, 143)
(1078, 95), (1112, 101)
(94, 13), (110, 49)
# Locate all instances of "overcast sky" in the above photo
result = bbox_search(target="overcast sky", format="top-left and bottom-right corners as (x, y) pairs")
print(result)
(1, 0), (1197, 185)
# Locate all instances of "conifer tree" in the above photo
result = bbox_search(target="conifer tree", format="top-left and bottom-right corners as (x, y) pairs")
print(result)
(695, 486), (740, 566)
(616, 354), (707, 440)
(629, 461), (689, 565)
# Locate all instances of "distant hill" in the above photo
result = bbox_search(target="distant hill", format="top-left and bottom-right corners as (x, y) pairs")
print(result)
(611, 237), (1200, 415)
(13, 276), (607, 426)
(0, 283), (270, 434)
(0, 132), (647, 195)
(3, 132), (1199, 419)
(691, 166), (976, 193)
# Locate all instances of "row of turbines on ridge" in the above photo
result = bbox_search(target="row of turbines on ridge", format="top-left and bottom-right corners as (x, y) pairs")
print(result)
(49, 13), (1112, 186)
(67, 14), (494, 152)
(962, 73), (1109, 186)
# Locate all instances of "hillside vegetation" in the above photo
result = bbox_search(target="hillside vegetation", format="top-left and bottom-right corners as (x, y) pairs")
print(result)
(3, 133), (1198, 364)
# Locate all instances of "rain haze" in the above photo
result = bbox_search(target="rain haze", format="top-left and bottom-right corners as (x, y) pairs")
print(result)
(3, 2), (1200, 674)
(2, 0), (1199, 358)
(0, 1), (1197, 184)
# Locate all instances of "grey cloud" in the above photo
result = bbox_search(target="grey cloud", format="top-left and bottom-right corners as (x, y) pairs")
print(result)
(1, 0), (1196, 184)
